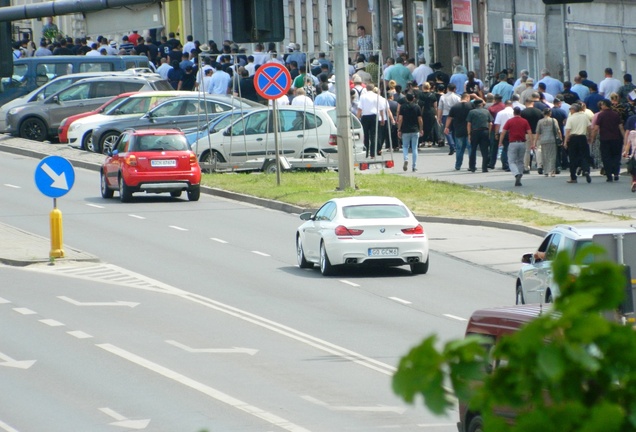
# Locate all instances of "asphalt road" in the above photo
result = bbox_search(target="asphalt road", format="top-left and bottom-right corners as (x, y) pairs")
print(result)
(0, 151), (518, 431)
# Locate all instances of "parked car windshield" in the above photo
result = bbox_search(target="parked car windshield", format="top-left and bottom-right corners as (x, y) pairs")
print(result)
(132, 135), (188, 152)
(342, 204), (409, 219)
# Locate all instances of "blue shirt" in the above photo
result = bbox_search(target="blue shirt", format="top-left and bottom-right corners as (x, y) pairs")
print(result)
(492, 81), (514, 102)
(450, 73), (468, 95)
(534, 76), (563, 97)
(584, 93), (604, 113)
(314, 91), (336, 107)
(571, 84), (590, 102)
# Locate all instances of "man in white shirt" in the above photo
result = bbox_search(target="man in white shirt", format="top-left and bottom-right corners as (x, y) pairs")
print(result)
(599, 67), (622, 97)
(207, 64), (231, 95)
(437, 83), (461, 155)
(155, 58), (171, 79)
(291, 88), (314, 107)
(85, 43), (101, 57)
(494, 100), (515, 171)
(182, 35), (195, 55)
(357, 83), (384, 158)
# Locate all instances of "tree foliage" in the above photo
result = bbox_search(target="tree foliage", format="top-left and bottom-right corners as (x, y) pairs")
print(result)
(393, 244), (636, 431)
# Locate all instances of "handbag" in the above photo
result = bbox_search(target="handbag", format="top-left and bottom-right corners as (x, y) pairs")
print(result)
(552, 119), (563, 146)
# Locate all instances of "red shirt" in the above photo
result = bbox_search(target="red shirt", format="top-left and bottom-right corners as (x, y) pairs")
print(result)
(503, 116), (531, 142)
(488, 101), (505, 119)
(128, 32), (141, 46)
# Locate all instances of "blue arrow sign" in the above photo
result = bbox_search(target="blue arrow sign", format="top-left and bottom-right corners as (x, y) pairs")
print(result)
(34, 156), (75, 198)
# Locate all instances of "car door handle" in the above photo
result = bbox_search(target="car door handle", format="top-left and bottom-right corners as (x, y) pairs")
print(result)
(256, 138), (263, 142)
(296, 134), (304, 138)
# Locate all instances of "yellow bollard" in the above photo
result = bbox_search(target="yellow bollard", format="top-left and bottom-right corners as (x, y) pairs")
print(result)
(50, 206), (65, 259)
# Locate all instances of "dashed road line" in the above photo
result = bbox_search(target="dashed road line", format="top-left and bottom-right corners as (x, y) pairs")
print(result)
(39, 319), (64, 327)
(210, 238), (228, 244)
(0, 297), (10, 304)
(3, 184), (20, 189)
(129, 214), (145, 219)
(13, 308), (36, 315)
(339, 280), (360, 287)
(443, 314), (467, 322)
(67, 331), (93, 339)
(0, 419), (20, 432)
(251, 251), (270, 257)
(86, 203), (105, 209)
(169, 225), (188, 231)
(388, 297), (412, 305)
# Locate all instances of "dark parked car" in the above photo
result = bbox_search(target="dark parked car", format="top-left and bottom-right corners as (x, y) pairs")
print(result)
(91, 95), (262, 153)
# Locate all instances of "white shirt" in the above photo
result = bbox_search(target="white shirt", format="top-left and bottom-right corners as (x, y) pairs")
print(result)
(413, 64), (433, 85)
(245, 62), (256, 76)
(208, 70), (231, 95)
(269, 95), (290, 106)
(156, 63), (171, 80)
(438, 92), (460, 116)
(599, 77), (622, 97)
(182, 41), (195, 55)
(358, 91), (382, 116)
(291, 95), (314, 107)
(85, 49), (101, 57)
(494, 106), (515, 131)
(252, 52), (269, 66)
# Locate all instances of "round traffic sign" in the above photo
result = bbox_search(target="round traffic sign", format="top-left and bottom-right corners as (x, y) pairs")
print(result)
(34, 155), (75, 198)
(254, 63), (292, 100)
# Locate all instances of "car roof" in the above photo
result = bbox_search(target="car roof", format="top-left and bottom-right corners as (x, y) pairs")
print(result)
(126, 129), (185, 136)
(330, 196), (407, 206)
(126, 90), (194, 99)
(467, 304), (547, 334)
(552, 225), (636, 240)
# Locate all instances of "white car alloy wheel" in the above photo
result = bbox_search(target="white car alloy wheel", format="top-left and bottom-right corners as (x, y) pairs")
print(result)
(296, 237), (313, 269)
(319, 242), (334, 276)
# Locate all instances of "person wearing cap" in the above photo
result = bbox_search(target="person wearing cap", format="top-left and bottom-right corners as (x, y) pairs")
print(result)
(285, 43), (306, 71)
(518, 77), (535, 104)
(352, 74), (366, 103)
(564, 103), (592, 183)
(500, 107), (531, 186)
(467, 98), (493, 173)
(354, 62), (372, 85)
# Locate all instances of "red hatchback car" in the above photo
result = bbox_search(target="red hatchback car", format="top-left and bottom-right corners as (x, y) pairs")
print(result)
(100, 129), (201, 202)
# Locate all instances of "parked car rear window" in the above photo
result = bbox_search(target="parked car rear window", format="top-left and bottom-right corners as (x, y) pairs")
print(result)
(133, 135), (188, 152)
(79, 63), (115, 73)
(343, 204), (409, 219)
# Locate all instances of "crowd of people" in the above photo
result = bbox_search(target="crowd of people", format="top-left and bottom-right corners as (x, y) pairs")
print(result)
(11, 20), (636, 190)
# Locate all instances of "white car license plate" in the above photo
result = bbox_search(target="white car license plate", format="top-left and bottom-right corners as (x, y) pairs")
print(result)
(368, 248), (398, 257)
(151, 159), (176, 167)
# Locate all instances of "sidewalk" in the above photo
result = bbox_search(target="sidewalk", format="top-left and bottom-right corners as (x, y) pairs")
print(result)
(0, 134), (631, 274)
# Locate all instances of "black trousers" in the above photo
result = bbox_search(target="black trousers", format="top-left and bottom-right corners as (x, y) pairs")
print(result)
(361, 114), (378, 157)
(600, 138), (623, 178)
(470, 130), (490, 170)
(568, 135), (590, 180)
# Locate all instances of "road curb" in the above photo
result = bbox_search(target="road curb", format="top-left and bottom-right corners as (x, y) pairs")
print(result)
(0, 138), (587, 238)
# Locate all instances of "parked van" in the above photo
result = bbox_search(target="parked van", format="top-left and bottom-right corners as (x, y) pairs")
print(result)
(0, 56), (152, 107)
(457, 304), (544, 432)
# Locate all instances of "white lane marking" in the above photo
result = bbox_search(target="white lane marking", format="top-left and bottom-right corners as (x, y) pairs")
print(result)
(0, 419), (20, 432)
(443, 314), (467, 322)
(129, 214), (145, 220)
(98, 407), (150, 430)
(3, 184), (20, 189)
(0, 350), (36, 369)
(67, 330), (93, 339)
(86, 203), (105, 209)
(39, 319), (64, 327)
(0, 297), (10, 304)
(388, 297), (412, 305)
(417, 423), (460, 428)
(13, 308), (36, 315)
(339, 280), (360, 287)
(251, 251), (270, 257)
(210, 237), (228, 244)
(302, 395), (406, 414)
(166, 340), (258, 356)
(97, 343), (311, 432)
(169, 225), (188, 231)
(58, 296), (139, 308)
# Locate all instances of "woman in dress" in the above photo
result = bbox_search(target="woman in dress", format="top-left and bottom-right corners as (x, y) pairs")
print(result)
(534, 108), (562, 177)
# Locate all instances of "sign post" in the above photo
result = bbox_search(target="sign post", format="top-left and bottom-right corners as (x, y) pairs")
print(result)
(34, 156), (75, 259)
(254, 63), (292, 185)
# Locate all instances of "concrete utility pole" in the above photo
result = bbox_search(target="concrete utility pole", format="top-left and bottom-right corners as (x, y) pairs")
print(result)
(332, 0), (355, 190)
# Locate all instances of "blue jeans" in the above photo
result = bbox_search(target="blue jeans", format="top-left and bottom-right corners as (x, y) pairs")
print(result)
(441, 115), (456, 150)
(402, 132), (419, 170)
(454, 135), (470, 169)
